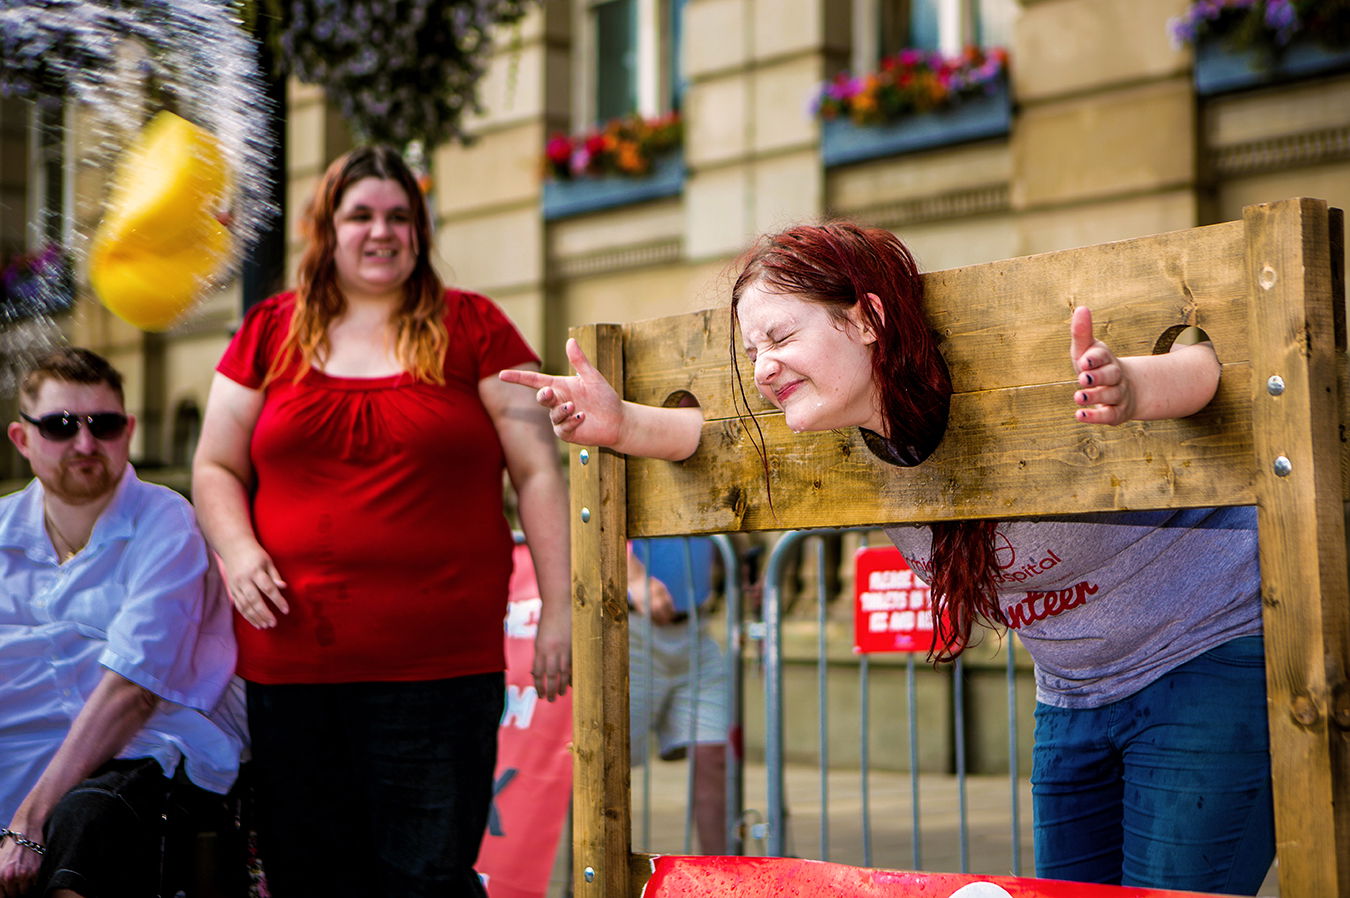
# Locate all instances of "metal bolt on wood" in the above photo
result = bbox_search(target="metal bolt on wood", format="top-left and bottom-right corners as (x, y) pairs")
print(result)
(583, 867), (595, 883)
(579, 448), (589, 465)
(580, 507), (591, 523)
(1267, 375), (1285, 396)
(1273, 456), (1292, 477)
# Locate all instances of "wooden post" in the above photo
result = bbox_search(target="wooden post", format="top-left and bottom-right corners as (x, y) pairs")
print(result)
(1244, 197), (1350, 897)
(567, 324), (634, 898)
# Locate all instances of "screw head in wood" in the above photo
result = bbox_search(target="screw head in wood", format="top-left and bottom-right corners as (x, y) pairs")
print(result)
(1273, 456), (1292, 477)
(584, 867), (595, 883)
(580, 507), (591, 523)
(579, 448), (590, 465)
(1266, 375), (1285, 396)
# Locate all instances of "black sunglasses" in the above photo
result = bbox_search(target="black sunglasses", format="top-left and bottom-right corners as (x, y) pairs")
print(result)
(20, 410), (129, 442)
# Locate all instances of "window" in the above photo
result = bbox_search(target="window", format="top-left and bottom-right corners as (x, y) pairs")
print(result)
(28, 99), (70, 248)
(854, 0), (1016, 72)
(574, 0), (686, 127)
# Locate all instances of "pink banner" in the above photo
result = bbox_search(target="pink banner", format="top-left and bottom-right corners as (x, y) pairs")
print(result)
(645, 856), (1234, 897)
(477, 546), (574, 898)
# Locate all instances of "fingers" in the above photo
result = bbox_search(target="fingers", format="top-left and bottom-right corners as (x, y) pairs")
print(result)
(1069, 306), (1094, 369)
(263, 560), (290, 615)
(0, 842), (41, 897)
(229, 580), (276, 629)
(565, 338), (599, 380)
(532, 653), (572, 701)
(228, 565), (288, 629)
(1075, 383), (1129, 425)
(499, 367), (552, 390)
(1075, 403), (1127, 426)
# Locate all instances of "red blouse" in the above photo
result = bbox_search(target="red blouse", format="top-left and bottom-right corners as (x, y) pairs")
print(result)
(216, 290), (539, 684)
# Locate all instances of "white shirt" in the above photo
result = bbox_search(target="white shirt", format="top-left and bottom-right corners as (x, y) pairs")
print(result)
(0, 466), (245, 820)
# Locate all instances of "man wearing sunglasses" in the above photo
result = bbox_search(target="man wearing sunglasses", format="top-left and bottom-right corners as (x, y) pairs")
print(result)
(0, 347), (243, 898)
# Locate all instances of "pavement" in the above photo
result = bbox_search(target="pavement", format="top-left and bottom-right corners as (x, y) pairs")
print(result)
(542, 761), (1279, 897)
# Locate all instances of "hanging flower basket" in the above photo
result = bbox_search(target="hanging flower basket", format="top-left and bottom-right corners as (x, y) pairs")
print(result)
(272, 0), (541, 149)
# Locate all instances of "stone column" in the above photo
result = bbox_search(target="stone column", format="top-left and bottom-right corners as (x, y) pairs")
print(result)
(683, 0), (849, 265)
(1010, 0), (1197, 254)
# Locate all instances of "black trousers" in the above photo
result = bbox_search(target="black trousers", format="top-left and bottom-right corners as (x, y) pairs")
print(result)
(245, 673), (504, 898)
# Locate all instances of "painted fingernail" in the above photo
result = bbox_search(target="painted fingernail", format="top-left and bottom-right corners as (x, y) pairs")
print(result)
(1076, 392), (1086, 404)
(1084, 373), (1094, 385)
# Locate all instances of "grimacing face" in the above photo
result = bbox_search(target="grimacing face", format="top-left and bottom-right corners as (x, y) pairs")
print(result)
(738, 282), (884, 435)
(8, 379), (133, 504)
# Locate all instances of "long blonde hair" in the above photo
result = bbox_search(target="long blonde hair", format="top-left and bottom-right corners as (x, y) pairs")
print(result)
(267, 145), (448, 385)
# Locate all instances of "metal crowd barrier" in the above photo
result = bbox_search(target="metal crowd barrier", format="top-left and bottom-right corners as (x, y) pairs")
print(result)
(625, 528), (1032, 877)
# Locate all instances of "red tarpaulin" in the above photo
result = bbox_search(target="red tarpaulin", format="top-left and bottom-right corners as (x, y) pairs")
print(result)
(643, 856), (1236, 898)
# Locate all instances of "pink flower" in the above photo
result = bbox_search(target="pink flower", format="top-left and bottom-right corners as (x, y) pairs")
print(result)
(545, 135), (572, 165)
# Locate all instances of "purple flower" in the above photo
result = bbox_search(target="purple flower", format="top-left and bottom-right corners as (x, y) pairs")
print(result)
(1263, 0), (1298, 43)
(570, 147), (592, 177)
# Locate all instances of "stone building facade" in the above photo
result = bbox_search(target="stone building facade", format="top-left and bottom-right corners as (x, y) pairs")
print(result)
(3, 0), (1349, 486)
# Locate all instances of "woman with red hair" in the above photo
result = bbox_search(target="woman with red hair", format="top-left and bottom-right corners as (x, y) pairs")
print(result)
(503, 221), (1273, 894)
(194, 145), (571, 898)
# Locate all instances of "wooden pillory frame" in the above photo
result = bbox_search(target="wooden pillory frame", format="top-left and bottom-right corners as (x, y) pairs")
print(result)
(567, 197), (1349, 898)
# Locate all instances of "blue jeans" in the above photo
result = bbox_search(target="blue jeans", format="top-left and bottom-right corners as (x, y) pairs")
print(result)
(246, 673), (503, 898)
(1031, 636), (1274, 893)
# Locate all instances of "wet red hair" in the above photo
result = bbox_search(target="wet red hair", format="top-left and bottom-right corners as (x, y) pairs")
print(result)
(729, 222), (1001, 662)
(267, 145), (447, 386)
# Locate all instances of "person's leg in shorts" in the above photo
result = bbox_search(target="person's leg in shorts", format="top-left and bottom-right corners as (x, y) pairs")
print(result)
(652, 623), (730, 854)
(628, 612), (669, 768)
(37, 758), (173, 898)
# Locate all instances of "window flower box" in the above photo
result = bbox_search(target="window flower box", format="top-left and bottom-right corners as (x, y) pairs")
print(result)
(821, 82), (1011, 167)
(814, 47), (1011, 168)
(542, 150), (686, 220)
(1169, 0), (1350, 95)
(541, 113), (685, 220)
(1194, 33), (1350, 93)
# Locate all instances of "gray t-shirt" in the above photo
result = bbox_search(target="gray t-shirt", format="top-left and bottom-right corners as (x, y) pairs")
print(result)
(885, 507), (1262, 708)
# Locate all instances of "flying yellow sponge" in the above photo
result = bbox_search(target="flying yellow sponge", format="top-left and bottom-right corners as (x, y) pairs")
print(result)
(89, 111), (232, 331)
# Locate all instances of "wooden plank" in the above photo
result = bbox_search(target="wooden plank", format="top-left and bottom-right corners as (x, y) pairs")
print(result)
(631, 853), (657, 898)
(626, 364), (1256, 536)
(622, 220), (1253, 421)
(1243, 197), (1350, 898)
(568, 324), (633, 898)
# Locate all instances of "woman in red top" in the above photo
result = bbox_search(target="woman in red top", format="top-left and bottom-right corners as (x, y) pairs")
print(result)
(193, 145), (570, 898)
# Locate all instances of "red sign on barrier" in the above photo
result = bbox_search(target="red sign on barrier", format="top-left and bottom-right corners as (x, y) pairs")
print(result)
(854, 545), (936, 654)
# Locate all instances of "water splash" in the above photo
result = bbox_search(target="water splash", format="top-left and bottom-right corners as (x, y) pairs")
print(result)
(0, 0), (276, 390)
